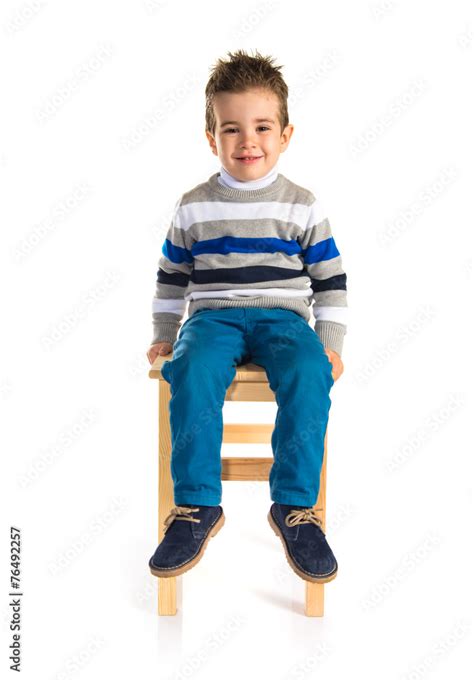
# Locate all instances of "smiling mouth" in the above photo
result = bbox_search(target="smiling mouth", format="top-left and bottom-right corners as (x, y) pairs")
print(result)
(235, 156), (263, 163)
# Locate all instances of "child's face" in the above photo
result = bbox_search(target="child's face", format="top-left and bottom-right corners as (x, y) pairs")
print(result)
(206, 87), (294, 181)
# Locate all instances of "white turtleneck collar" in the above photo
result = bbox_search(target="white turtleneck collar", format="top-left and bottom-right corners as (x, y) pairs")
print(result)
(218, 163), (279, 190)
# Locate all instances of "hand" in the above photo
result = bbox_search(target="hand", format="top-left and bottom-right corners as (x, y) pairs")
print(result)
(147, 341), (173, 365)
(324, 348), (344, 381)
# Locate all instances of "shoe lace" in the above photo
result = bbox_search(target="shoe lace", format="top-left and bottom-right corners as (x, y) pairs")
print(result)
(285, 507), (323, 528)
(163, 505), (201, 534)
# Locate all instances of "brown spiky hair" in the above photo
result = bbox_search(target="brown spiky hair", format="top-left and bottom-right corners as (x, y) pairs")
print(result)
(205, 49), (289, 137)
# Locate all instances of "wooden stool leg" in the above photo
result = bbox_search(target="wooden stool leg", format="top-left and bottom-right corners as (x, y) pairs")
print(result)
(157, 380), (177, 616)
(305, 582), (324, 616)
(304, 429), (328, 617)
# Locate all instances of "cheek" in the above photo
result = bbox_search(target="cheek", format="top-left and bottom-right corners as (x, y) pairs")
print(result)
(265, 136), (280, 150)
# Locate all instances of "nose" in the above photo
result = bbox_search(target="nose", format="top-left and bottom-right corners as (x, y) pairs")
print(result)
(239, 129), (258, 148)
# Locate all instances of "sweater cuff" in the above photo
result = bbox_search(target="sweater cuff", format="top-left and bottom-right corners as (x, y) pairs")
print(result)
(151, 321), (180, 346)
(315, 321), (346, 357)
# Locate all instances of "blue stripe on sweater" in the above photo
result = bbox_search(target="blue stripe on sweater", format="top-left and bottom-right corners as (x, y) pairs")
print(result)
(192, 236), (302, 257)
(303, 237), (340, 264)
(162, 239), (193, 264)
(162, 235), (340, 266)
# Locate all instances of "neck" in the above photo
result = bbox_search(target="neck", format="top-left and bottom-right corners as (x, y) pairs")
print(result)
(218, 163), (279, 190)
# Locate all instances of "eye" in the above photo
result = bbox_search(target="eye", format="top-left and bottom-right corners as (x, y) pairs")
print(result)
(223, 126), (271, 134)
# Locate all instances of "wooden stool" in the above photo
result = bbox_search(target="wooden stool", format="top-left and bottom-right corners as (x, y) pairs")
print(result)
(149, 352), (332, 617)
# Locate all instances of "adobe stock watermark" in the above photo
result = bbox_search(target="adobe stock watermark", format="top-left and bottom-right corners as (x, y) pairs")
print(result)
(265, 316), (313, 358)
(1, 378), (14, 400)
(40, 270), (123, 350)
(48, 496), (128, 577)
(13, 182), (93, 263)
(269, 412), (332, 481)
(377, 166), (458, 248)
(361, 531), (442, 611)
(237, 479), (267, 501)
(52, 634), (107, 680)
(385, 392), (466, 475)
(352, 304), (436, 387)
(285, 642), (332, 680)
(369, 0), (398, 22)
(229, 1), (280, 41)
(272, 553), (295, 587)
(142, 0), (168, 15)
(171, 613), (247, 680)
(289, 49), (343, 112)
(35, 43), (115, 124)
(171, 404), (223, 456)
(149, 204), (180, 244)
(129, 350), (151, 380)
(119, 73), (199, 152)
(3, 0), (47, 36)
(401, 619), (471, 680)
(135, 577), (156, 611)
(349, 77), (428, 159)
(17, 407), (99, 489)
(457, 26), (473, 50)
(326, 501), (357, 535)
(464, 257), (473, 279)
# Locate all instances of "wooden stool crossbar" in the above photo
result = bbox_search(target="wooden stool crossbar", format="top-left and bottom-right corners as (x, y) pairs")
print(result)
(149, 353), (330, 617)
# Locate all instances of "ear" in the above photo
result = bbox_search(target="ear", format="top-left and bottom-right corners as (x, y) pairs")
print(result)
(205, 130), (218, 156)
(280, 123), (294, 151)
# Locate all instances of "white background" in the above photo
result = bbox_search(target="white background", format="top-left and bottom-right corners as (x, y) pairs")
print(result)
(1, 0), (473, 680)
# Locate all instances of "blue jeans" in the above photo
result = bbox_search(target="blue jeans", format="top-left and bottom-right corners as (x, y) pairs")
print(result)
(160, 307), (335, 507)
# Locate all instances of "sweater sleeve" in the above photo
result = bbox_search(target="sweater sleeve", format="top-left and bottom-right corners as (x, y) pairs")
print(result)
(151, 195), (193, 346)
(299, 196), (348, 357)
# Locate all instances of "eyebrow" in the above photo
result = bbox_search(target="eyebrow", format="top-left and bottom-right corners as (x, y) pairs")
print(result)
(220, 118), (276, 128)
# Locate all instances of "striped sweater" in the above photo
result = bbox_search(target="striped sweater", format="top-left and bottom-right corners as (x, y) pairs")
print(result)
(151, 171), (348, 356)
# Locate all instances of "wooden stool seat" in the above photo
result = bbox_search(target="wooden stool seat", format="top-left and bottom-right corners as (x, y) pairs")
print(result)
(149, 351), (331, 617)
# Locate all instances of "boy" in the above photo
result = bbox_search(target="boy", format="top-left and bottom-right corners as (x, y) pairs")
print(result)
(147, 50), (348, 584)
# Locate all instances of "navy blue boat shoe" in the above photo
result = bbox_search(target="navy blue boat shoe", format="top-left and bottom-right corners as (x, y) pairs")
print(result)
(149, 505), (225, 578)
(268, 503), (338, 583)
